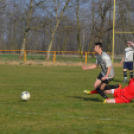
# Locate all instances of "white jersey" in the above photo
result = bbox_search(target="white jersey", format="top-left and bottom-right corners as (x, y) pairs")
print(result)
(96, 52), (114, 78)
(124, 47), (134, 62)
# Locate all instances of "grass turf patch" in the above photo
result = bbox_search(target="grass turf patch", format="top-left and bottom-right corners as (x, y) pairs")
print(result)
(0, 65), (134, 134)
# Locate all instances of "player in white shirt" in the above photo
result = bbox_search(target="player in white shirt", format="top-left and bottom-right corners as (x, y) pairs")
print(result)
(120, 41), (134, 82)
(82, 42), (119, 99)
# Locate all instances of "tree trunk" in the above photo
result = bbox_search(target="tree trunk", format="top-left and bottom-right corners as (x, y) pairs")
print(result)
(46, 0), (71, 60)
(19, 32), (27, 59)
(76, 0), (82, 58)
(19, 0), (33, 58)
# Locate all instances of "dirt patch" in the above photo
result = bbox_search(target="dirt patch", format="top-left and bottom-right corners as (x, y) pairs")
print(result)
(5, 61), (20, 65)
(113, 63), (122, 67)
(41, 61), (84, 66)
(0, 60), (122, 67)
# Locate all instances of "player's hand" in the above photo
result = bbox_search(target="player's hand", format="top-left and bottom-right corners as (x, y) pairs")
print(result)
(82, 65), (88, 70)
(101, 76), (107, 81)
(128, 41), (133, 44)
(128, 41), (134, 46)
(120, 62), (122, 65)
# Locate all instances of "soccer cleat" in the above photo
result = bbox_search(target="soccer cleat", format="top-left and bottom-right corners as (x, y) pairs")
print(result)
(123, 79), (127, 83)
(103, 98), (109, 103)
(103, 99), (107, 103)
(83, 90), (90, 95)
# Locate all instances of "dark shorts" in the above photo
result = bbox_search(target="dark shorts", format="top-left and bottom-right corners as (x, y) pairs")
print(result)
(124, 62), (133, 70)
(97, 73), (113, 84)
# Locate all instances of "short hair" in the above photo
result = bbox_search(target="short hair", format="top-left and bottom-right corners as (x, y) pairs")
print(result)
(95, 42), (102, 48)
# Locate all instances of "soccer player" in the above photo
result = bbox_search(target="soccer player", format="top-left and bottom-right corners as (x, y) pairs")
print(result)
(82, 42), (119, 99)
(120, 41), (134, 82)
(103, 78), (134, 103)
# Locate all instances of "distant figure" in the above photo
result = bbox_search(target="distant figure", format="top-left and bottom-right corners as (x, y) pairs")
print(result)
(120, 41), (134, 82)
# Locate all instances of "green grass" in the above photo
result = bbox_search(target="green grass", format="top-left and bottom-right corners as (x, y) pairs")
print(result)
(0, 65), (133, 134)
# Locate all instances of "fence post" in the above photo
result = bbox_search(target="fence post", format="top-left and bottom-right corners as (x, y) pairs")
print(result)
(24, 50), (26, 62)
(53, 51), (56, 63)
(85, 52), (87, 64)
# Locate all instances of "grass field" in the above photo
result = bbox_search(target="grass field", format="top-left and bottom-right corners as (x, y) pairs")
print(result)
(0, 64), (134, 134)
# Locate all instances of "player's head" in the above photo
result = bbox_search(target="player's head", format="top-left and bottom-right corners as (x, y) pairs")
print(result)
(127, 41), (131, 47)
(94, 42), (102, 54)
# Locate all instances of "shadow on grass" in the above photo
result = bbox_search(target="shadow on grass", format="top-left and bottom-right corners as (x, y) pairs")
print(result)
(112, 78), (122, 82)
(67, 96), (100, 102)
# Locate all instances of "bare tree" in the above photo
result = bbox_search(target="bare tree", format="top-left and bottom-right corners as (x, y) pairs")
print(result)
(46, 0), (71, 59)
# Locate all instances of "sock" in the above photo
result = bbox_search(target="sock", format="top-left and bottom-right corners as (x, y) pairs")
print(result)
(130, 71), (133, 78)
(96, 87), (108, 99)
(125, 77), (127, 80)
(90, 90), (98, 94)
(124, 71), (127, 79)
(104, 84), (119, 90)
(111, 89), (115, 94)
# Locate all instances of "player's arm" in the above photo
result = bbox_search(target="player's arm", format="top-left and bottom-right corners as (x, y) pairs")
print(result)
(82, 64), (97, 70)
(120, 56), (125, 64)
(101, 55), (112, 81)
(129, 41), (134, 47)
(101, 66), (111, 81)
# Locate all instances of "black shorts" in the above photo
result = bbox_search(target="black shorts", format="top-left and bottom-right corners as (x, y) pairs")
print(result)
(97, 73), (113, 84)
(124, 62), (133, 70)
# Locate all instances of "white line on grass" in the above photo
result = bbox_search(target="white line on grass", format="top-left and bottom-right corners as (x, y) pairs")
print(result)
(15, 111), (134, 122)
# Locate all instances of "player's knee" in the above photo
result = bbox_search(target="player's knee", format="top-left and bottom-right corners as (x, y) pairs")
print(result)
(94, 82), (101, 89)
(94, 84), (97, 89)
(94, 84), (99, 89)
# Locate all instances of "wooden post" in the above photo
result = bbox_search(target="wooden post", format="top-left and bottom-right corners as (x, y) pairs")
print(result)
(85, 52), (87, 64)
(53, 51), (56, 63)
(24, 50), (26, 62)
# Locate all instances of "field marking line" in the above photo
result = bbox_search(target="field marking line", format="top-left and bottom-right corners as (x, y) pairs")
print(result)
(14, 111), (134, 122)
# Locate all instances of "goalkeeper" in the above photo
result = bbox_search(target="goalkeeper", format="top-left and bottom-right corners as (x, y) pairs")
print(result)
(103, 78), (134, 103)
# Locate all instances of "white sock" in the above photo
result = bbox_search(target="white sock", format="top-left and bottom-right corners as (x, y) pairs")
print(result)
(111, 89), (115, 95)
(124, 77), (127, 80)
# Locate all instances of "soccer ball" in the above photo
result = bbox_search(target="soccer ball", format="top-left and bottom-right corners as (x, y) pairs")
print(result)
(20, 91), (30, 101)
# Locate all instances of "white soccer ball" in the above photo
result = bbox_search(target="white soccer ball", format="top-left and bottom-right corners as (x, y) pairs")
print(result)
(20, 91), (30, 101)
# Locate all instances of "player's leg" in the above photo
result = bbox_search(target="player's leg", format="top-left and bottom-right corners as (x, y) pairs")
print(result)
(104, 98), (115, 103)
(123, 62), (127, 82)
(130, 70), (133, 78)
(96, 76), (120, 99)
(128, 62), (133, 79)
(104, 88), (127, 103)
(104, 84), (121, 90)
(105, 98), (127, 103)
(123, 69), (127, 82)
(94, 78), (102, 89)
(104, 85), (122, 95)
(84, 73), (102, 95)
(103, 89), (114, 94)
(96, 83), (109, 99)
(96, 78), (115, 97)
(103, 89), (115, 103)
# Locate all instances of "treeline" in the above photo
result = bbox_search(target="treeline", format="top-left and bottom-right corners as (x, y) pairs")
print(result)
(0, 0), (134, 58)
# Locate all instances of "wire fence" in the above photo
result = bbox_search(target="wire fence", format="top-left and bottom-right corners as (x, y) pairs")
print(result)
(0, 50), (121, 64)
